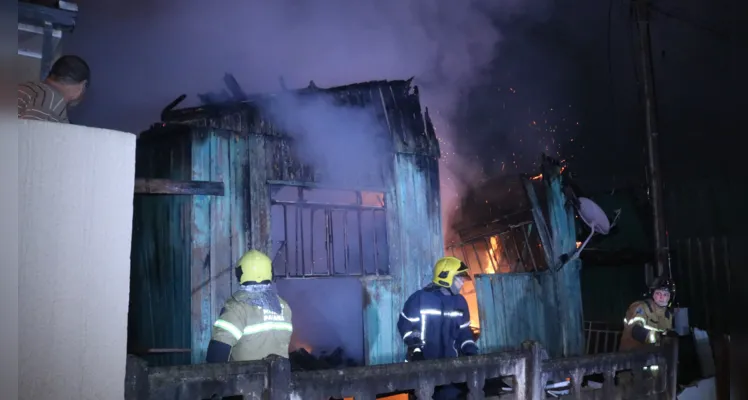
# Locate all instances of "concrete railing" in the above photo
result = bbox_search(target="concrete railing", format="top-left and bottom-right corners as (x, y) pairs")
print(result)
(125, 340), (678, 400)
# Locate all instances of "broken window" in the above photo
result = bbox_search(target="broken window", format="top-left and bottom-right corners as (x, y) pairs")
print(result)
(446, 221), (547, 275)
(270, 185), (389, 277)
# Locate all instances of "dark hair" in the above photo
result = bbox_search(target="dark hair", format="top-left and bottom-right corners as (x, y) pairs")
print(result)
(48, 55), (90, 85)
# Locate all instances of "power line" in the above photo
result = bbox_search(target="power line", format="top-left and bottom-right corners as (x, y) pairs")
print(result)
(650, 5), (734, 44)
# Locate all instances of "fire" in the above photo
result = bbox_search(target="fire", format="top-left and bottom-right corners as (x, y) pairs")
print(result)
(485, 236), (499, 274)
(576, 241), (582, 248)
(529, 166), (566, 181)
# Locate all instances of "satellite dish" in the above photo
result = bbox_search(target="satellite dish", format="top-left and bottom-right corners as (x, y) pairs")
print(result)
(578, 197), (611, 235)
(568, 197), (614, 263)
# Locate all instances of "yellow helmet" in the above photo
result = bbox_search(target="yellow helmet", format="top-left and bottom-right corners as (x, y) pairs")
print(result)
(236, 250), (272, 284)
(432, 256), (470, 288)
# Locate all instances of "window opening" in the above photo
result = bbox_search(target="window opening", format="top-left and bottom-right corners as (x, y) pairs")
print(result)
(270, 185), (389, 278)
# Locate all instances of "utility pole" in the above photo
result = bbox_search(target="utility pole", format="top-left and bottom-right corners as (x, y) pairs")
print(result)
(632, 0), (669, 277)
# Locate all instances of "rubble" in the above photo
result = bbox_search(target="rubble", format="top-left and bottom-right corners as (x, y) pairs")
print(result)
(289, 347), (359, 371)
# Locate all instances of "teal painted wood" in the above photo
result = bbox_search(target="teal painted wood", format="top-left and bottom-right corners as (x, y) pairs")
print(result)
(475, 272), (563, 357)
(546, 175), (584, 357)
(372, 153), (442, 365)
(130, 131), (192, 367)
(190, 130), (213, 364)
(522, 179), (554, 266)
(362, 276), (396, 365)
(209, 133), (233, 324)
(247, 135), (271, 253)
(229, 133), (250, 294)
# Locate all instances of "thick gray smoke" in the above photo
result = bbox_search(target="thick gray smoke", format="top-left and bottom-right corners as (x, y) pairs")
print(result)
(261, 92), (388, 186)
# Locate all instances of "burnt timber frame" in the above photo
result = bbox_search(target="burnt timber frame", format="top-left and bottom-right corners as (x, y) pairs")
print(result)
(134, 178), (224, 196)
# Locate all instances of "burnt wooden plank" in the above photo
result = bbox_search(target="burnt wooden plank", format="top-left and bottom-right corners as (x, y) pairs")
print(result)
(190, 130), (213, 364)
(546, 173), (584, 357)
(134, 178), (224, 196)
(361, 276), (395, 365)
(247, 135), (271, 254)
(210, 133), (233, 324)
(229, 133), (250, 293)
(475, 274), (498, 353)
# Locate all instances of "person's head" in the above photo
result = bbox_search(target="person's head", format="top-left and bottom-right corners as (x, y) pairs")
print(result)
(235, 250), (273, 285)
(45, 55), (90, 105)
(432, 256), (472, 294)
(649, 276), (675, 308)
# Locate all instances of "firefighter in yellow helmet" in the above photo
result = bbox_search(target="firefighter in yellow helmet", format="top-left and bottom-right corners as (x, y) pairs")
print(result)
(397, 256), (478, 400)
(619, 276), (677, 352)
(206, 250), (293, 362)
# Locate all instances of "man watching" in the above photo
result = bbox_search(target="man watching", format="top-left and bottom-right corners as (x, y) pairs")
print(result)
(18, 55), (90, 123)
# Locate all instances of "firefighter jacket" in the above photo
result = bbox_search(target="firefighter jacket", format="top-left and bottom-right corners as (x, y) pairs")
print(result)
(210, 289), (293, 361)
(397, 284), (478, 360)
(619, 299), (673, 352)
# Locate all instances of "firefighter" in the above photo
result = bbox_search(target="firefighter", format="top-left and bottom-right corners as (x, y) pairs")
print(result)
(206, 250), (293, 363)
(398, 256), (478, 399)
(617, 276), (678, 390)
(619, 276), (677, 352)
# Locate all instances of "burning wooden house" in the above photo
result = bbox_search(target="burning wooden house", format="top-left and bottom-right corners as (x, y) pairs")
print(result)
(445, 159), (586, 358)
(128, 79), (443, 367)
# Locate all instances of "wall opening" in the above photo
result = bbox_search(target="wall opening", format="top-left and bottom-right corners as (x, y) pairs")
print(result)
(269, 184), (389, 368)
(445, 221), (547, 335)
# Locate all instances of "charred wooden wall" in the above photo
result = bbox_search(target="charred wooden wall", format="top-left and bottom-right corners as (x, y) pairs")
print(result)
(130, 80), (442, 366)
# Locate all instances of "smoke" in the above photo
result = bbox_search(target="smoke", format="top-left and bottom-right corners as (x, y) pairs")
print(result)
(67, 0), (555, 240)
(260, 91), (388, 186)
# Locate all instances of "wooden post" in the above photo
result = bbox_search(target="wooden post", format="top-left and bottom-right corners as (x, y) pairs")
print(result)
(124, 356), (149, 400)
(666, 337), (680, 400)
(524, 342), (544, 400)
(266, 355), (291, 400)
(134, 178), (224, 196)
(633, 0), (669, 277)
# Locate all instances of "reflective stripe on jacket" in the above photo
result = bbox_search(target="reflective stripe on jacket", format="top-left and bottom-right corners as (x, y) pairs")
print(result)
(211, 290), (293, 361)
(619, 299), (672, 352)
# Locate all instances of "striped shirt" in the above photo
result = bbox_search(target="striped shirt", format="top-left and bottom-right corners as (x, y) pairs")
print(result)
(17, 81), (70, 123)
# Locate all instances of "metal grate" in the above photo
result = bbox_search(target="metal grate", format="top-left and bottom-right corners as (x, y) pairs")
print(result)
(445, 221), (547, 275)
(270, 186), (389, 278)
(584, 321), (622, 354)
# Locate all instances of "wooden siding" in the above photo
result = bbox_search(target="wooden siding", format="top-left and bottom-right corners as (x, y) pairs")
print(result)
(475, 272), (561, 356)
(130, 128), (193, 366)
(663, 178), (747, 336)
(375, 153), (443, 364)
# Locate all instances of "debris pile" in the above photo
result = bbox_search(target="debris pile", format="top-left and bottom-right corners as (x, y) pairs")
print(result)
(289, 347), (359, 371)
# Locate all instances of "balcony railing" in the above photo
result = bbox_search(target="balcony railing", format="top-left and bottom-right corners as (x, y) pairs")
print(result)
(125, 340), (678, 400)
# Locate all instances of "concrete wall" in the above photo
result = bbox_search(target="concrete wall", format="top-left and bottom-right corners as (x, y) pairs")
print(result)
(19, 120), (136, 399)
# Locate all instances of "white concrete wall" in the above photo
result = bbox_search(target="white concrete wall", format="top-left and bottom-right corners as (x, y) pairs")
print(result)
(18, 120), (136, 400)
